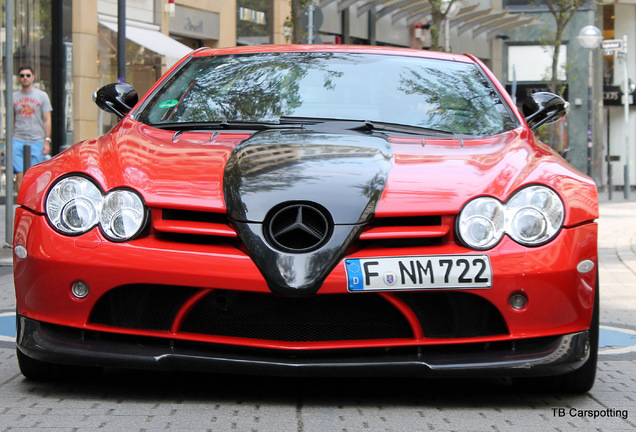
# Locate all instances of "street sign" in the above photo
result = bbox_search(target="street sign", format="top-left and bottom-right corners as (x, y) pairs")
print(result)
(301, 5), (323, 31)
(601, 39), (623, 51)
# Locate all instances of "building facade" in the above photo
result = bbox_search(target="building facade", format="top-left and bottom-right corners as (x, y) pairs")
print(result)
(2, 0), (635, 188)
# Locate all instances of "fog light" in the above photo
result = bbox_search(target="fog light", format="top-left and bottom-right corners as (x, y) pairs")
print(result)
(71, 281), (90, 299)
(577, 259), (595, 273)
(14, 245), (27, 259)
(509, 292), (527, 310)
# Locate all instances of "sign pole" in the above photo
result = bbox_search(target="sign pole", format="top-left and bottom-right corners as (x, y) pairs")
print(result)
(4, 0), (14, 247)
(622, 35), (630, 199)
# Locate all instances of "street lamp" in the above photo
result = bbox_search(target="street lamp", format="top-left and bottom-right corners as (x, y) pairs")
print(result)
(577, 25), (602, 179)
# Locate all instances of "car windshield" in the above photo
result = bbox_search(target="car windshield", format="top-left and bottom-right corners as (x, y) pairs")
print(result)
(137, 51), (518, 137)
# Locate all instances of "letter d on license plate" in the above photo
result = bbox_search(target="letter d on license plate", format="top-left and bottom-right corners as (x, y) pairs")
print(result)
(345, 255), (492, 291)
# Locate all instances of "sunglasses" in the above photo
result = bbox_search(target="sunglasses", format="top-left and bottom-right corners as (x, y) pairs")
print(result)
(19, 73), (32, 78)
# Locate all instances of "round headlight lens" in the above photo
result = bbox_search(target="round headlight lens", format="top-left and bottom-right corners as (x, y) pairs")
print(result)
(506, 186), (564, 246)
(46, 177), (102, 234)
(457, 186), (565, 250)
(457, 197), (505, 250)
(100, 190), (146, 240)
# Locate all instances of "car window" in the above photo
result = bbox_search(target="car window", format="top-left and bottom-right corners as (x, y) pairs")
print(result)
(137, 52), (518, 137)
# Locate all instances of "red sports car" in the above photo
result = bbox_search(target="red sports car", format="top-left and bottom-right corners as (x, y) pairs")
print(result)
(13, 45), (598, 393)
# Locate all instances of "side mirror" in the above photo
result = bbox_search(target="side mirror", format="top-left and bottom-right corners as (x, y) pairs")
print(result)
(93, 83), (138, 120)
(522, 92), (569, 131)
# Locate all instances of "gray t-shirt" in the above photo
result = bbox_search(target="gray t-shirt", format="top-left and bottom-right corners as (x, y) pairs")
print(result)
(13, 88), (52, 142)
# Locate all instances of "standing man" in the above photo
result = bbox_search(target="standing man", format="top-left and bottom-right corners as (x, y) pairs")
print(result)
(13, 65), (52, 192)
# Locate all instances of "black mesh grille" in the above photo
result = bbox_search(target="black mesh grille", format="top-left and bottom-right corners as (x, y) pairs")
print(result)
(90, 285), (198, 330)
(396, 292), (508, 338)
(181, 291), (412, 341)
(89, 286), (507, 342)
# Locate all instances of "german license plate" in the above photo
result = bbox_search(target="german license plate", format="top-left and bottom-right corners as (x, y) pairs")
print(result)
(345, 255), (492, 292)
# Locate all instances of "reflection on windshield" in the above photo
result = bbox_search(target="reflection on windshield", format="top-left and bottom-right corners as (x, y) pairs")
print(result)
(138, 52), (517, 137)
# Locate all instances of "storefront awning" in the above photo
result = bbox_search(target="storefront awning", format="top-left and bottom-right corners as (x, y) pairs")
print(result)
(99, 18), (193, 68)
(320, 0), (536, 40)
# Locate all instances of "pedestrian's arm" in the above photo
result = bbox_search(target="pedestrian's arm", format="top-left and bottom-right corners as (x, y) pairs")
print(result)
(43, 110), (51, 155)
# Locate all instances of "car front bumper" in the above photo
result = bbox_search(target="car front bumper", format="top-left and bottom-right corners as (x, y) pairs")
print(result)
(17, 315), (590, 378)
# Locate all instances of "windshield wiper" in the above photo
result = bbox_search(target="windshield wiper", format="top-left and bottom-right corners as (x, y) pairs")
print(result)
(152, 118), (457, 137)
(278, 117), (457, 137)
(151, 120), (304, 131)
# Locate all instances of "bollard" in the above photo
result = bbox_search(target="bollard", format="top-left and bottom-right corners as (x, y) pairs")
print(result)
(608, 163), (613, 201)
(23, 144), (31, 172)
(625, 165), (630, 200)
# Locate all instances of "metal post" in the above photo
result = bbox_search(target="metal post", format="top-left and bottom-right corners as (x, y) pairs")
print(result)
(118, 0), (126, 83)
(4, 0), (14, 246)
(587, 48), (593, 176)
(445, 19), (450, 52)
(307, 4), (314, 44)
(23, 145), (31, 174)
(623, 35), (630, 199)
(609, 162), (613, 201)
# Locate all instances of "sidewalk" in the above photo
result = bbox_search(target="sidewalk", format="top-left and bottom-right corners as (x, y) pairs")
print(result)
(598, 190), (636, 276)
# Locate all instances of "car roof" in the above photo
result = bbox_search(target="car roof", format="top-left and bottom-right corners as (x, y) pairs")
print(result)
(191, 44), (476, 64)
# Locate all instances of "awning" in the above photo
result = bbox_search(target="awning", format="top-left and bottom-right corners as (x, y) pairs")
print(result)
(320, 0), (536, 40)
(99, 17), (193, 68)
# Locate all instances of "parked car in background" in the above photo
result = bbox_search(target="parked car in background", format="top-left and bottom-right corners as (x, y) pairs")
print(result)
(14, 45), (598, 393)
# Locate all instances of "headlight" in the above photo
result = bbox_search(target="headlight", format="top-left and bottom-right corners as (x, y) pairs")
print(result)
(457, 197), (505, 250)
(46, 176), (147, 241)
(100, 190), (146, 241)
(506, 186), (564, 246)
(458, 186), (564, 250)
(46, 177), (102, 234)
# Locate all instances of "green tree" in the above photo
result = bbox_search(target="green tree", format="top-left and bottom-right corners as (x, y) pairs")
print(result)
(544, 0), (588, 93)
(428, 0), (460, 52)
(285, 0), (313, 43)
(540, 0), (589, 153)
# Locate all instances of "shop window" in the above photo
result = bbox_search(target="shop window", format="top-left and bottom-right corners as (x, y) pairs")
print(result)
(237, 0), (273, 45)
(508, 44), (568, 82)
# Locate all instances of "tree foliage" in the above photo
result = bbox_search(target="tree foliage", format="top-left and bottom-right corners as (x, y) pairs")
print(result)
(427, 0), (460, 52)
(285, 0), (314, 43)
(543, 0), (589, 93)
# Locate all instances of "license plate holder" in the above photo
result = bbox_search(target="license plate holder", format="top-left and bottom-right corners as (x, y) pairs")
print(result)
(345, 255), (492, 292)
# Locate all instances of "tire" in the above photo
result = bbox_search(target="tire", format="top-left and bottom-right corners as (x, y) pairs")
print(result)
(16, 348), (101, 382)
(514, 277), (599, 394)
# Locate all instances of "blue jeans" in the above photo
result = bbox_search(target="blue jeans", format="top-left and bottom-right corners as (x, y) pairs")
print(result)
(13, 139), (45, 173)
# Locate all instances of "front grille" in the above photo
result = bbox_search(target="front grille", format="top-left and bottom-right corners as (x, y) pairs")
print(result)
(396, 292), (508, 338)
(90, 285), (198, 330)
(150, 206), (455, 252)
(359, 215), (453, 248)
(152, 208), (238, 245)
(89, 286), (508, 343)
(181, 290), (411, 341)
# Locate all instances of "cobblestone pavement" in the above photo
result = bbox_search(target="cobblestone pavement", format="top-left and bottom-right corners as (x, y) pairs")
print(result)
(0, 194), (635, 431)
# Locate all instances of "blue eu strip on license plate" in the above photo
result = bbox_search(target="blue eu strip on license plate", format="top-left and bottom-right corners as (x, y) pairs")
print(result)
(345, 255), (492, 292)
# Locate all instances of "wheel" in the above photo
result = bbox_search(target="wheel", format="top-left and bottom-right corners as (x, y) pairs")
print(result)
(16, 348), (101, 382)
(514, 277), (599, 394)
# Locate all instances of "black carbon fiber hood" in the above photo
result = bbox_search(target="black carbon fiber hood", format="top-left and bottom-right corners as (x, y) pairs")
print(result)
(223, 129), (392, 296)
